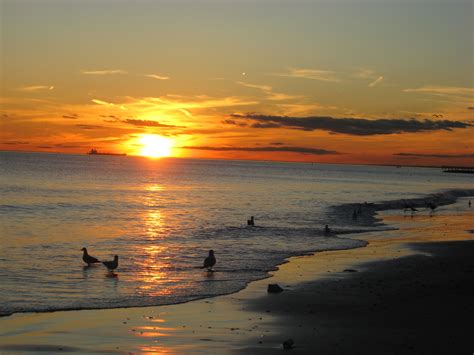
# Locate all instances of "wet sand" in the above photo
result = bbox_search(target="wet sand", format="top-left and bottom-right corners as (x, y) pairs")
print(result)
(0, 201), (473, 354)
(242, 241), (474, 354)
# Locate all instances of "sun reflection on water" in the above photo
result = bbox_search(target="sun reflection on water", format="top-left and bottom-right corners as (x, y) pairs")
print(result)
(138, 346), (177, 354)
(130, 183), (195, 300)
(144, 210), (164, 238)
(135, 245), (170, 296)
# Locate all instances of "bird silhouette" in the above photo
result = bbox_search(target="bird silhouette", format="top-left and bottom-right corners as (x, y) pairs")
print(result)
(102, 255), (119, 273)
(247, 216), (255, 226)
(427, 202), (437, 215)
(402, 200), (409, 213)
(202, 250), (216, 271)
(81, 247), (100, 266)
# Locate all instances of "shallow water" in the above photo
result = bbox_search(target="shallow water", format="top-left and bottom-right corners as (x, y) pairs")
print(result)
(0, 151), (472, 315)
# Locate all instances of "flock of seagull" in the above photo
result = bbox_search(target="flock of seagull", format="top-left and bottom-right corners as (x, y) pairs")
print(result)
(82, 201), (471, 276)
(81, 247), (119, 271)
(81, 247), (216, 275)
(402, 200), (439, 216)
(81, 217), (256, 274)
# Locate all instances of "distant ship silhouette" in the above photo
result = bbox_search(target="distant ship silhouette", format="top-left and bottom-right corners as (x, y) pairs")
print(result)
(87, 149), (126, 156)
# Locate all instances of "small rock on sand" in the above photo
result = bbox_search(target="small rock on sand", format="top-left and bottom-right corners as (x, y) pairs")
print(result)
(283, 338), (294, 349)
(267, 284), (284, 293)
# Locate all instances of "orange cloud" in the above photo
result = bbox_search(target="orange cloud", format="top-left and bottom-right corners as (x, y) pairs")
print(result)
(144, 74), (170, 80)
(273, 67), (341, 82)
(17, 85), (54, 91)
(81, 69), (127, 75)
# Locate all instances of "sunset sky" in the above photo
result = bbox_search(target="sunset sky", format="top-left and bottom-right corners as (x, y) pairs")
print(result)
(1, 0), (473, 166)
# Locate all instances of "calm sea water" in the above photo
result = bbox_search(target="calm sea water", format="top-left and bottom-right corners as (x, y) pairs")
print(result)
(0, 151), (472, 316)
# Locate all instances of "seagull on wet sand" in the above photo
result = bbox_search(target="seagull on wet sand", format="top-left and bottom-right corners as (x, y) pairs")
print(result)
(202, 250), (216, 272)
(81, 247), (100, 266)
(402, 200), (418, 215)
(427, 202), (438, 216)
(102, 255), (119, 273)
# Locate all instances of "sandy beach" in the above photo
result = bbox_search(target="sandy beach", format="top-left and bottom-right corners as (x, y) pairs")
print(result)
(3, 0), (474, 352)
(1, 199), (473, 354)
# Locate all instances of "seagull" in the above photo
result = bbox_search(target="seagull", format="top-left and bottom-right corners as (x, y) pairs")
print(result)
(202, 250), (216, 272)
(81, 247), (100, 266)
(427, 202), (437, 216)
(247, 216), (255, 226)
(402, 200), (409, 213)
(403, 200), (418, 214)
(102, 255), (119, 273)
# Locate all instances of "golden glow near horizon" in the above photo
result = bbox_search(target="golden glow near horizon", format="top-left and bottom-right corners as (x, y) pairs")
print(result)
(139, 135), (173, 158)
(1, 0), (473, 166)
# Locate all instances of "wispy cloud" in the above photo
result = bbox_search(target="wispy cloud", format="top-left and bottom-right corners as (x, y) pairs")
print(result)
(180, 145), (340, 155)
(354, 69), (377, 79)
(122, 119), (184, 128)
(2, 140), (29, 145)
(179, 108), (194, 118)
(126, 95), (257, 111)
(100, 115), (121, 122)
(81, 69), (127, 75)
(236, 81), (273, 92)
(62, 114), (79, 119)
(18, 85), (54, 92)
(236, 81), (300, 101)
(144, 74), (170, 80)
(404, 86), (474, 97)
(369, 76), (384, 87)
(84, 95), (258, 128)
(274, 103), (330, 116)
(76, 124), (104, 130)
(394, 152), (474, 159)
(92, 99), (115, 106)
(354, 69), (384, 87)
(272, 68), (341, 82)
(222, 119), (249, 127)
(229, 113), (473, 136)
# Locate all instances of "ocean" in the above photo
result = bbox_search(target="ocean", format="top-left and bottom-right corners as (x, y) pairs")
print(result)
(0, 151), (472, 316)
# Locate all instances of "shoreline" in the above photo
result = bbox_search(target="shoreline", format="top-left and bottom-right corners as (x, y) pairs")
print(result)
(2, 188), (472, 318)
(0, 198), (473, 353)
(240, 204), (474, 353)
(0, 240), (369, 319)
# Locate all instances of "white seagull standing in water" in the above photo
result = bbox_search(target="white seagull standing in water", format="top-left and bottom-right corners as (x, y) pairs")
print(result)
(202, 250), (216, 272)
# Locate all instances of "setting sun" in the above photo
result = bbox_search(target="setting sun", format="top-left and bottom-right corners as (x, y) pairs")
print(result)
(139, 135), (172, 158)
